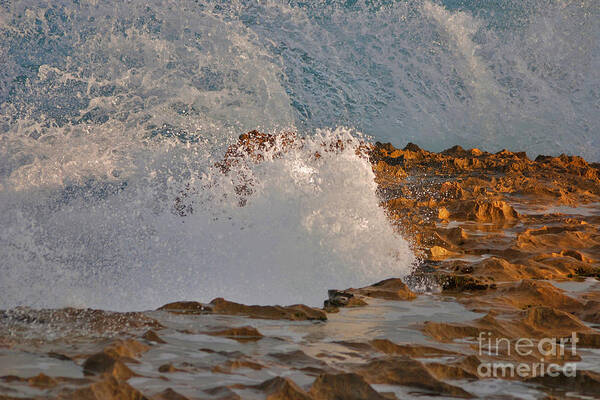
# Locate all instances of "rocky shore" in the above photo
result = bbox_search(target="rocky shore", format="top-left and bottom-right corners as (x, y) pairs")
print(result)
(1, 132), (599, 399)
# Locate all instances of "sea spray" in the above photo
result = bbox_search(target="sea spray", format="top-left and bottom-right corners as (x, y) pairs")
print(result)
(0, 128), (416, 311)
(1, 0), (599, 310)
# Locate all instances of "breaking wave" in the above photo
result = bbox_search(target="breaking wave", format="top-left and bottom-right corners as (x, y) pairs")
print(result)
(0, 0), (598, 310)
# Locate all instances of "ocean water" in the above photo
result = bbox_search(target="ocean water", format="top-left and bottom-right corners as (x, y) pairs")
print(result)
(0, 0), (598, 311)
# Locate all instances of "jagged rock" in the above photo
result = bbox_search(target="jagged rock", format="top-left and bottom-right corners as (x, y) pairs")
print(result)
(209, 298), (327, 321)
(59, 376), (147, 400)
(450, 200), (519, 222)
(158, 299), (327, 321)
(253, 376), (312, 400)
(355, 357), (473, 398)
(460, 280), (584, 312)
(310, 373), (389, 400)
(348, 278), (417, 301)
(428, 245), (459, 259)
(438, 274), (495, 292)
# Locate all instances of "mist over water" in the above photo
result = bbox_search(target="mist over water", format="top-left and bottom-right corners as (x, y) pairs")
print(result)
(0, 0), (598, 310)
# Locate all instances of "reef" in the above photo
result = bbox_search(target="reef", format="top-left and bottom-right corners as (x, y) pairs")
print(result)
(1, 131), (600, 399)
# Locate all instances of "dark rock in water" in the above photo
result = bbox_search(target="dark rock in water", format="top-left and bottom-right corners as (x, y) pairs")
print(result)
(47, 352), (73, 361)
(254, 376), (312, 400)
(157, 363), (178, 373)
(82, 352), (136, 381)
(324, 279), (415, 310)
(158, 298), (327, 320)
(209, 298), (327, 321)
(60, 376), (148, 400)
(438, 273), (495, 292)
(142, 330), (166, 344)
(369, 339), (459, 358)
(355, 356), (473, 398)
(152, 388), (190, 400)
(324, 290), (367, 309)
(157, 301), (211, 314)
(350, 278), (417, 301)
(82, 339), (149, 381)
(309, 373), (390, 400)
(204, 326), (263, 342)
(27, 373), (58, 389)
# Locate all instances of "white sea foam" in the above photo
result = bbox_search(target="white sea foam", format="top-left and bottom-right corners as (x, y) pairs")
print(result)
(0, 128), (416, 310)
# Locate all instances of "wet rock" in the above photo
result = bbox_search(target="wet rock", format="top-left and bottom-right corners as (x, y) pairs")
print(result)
(142, 330), (166, 344)
(152, 388), (190, 400)
(465, 257), (532, 281)
(438, 207), (451, 220)
(47, 352), (73, 361)
(59, 376), (148, 400)
(253, 376), (312, 400)
(309, 373), (389, 400)
(460, 280), (584, 312)
(104, 339), (150, 360)
(423, 306), (594, 351)
(27, 373), (57, 389)
(158, 298), (327, 321)
(355, 357), (473, 398)
(348, 278), (417, 301)
(450, 200), (519, 223)
(578, 301), (600, 324)
(209, 298), (327, 321)
(204, 326), (263, 342)
(211, 358), (264, 374)
(324, 290), (368, 309)
(369, 339), (459, 358)
(157, 301), (211, 314)
(268, 350), (330, 373)
(82, 352), (136, 381)
(424, 360), (478, 380)
(158, 363), (180, 373)
(428, 245), (459, 260)
(438, 274), (495, 292)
